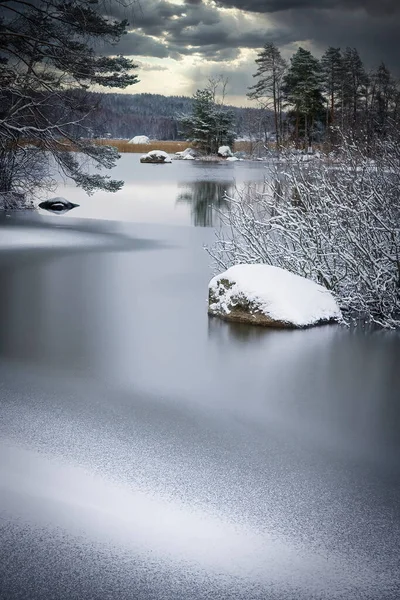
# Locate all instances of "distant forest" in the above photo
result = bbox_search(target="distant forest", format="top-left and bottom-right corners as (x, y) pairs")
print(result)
(85, 92), (269, 141)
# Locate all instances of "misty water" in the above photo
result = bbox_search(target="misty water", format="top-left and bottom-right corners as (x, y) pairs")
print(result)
(0, 155), (400, 600)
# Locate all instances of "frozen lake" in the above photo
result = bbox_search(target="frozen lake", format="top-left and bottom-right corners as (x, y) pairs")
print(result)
(40, 153), (269, 226)
(1, 156), (400, 600)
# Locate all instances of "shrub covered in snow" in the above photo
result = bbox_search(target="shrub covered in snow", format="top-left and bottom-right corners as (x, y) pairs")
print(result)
(208, 132), (400, 329)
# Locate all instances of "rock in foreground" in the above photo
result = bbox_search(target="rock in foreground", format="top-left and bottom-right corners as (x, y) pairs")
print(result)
(140, 150), (172, 164)
(208, 264), (342, 328)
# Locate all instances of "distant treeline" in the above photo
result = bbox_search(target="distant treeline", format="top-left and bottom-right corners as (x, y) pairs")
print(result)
(80, 92), (270, 141)
(248, 43), (400, 147)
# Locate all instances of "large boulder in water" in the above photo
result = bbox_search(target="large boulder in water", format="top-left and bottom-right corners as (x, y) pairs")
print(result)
(140, 150), (172, 164)
(208, 264), (342, 328)
(38, 197), (79, 214)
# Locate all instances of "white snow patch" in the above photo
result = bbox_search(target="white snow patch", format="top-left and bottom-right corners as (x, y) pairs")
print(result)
(129, 135), (150, 144)
(140, 150), (172, 163)
(209, 264), (342, 327)
(218, 145), (233, 157)
(175, 147), (196, 158)
(226, 156), (239, 162)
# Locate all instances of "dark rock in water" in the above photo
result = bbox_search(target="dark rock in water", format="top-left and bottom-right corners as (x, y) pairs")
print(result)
(39, 197), (79, 214)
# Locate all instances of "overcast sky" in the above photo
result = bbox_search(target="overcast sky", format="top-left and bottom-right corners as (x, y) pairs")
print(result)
(108, 0), (400, 105)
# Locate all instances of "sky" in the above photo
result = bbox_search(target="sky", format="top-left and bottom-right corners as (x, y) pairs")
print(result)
(107, 0), (400, 106)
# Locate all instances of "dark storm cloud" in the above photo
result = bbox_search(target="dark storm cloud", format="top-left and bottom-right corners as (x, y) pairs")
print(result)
(215, 0), (400, 15)
(106, 0), (400, 77)
(283, 7), (400, 71)
(104, 31), (169, 59)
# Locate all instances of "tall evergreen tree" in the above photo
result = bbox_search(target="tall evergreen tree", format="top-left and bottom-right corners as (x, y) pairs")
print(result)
(282, 47), (325, 147)
(180, 88), (235, 154)
(371, 63), (395, 132)
(247, 42), (287, 146)
(321, 47), (343, 128)
(341, 47), (369, 131)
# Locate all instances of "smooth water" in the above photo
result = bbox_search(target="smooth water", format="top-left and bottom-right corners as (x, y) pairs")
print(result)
(0, 157), (400, 600)
(42, 153), (268, 226)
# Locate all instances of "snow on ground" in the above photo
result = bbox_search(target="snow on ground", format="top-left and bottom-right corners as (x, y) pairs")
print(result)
(129, 136), (150, 144)
(209, 264), (342, 328)
(226, 156), (240, 162)
(218, 146), (233, 157)
(175, 148), (197, 160)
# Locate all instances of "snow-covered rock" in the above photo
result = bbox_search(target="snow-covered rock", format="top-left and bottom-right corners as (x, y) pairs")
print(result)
(218, 145), (233, 157)
(226, 156), (239, 162)
(129, 135), (150, 144)
(38, 197), (79, 214)
(175, 147), (197, 160)
(208, 264), (342, 328)
(140, 150), (172, 164)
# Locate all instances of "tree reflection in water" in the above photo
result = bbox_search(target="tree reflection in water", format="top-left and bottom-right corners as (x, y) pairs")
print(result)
(176, 181), (233, 227)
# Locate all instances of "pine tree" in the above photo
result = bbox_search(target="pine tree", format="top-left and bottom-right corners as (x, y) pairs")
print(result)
(321, 47), (343, 128)
(0, 0), (139, 203)
(282, 47), (325, 147)
(180, 88), (235, 155)
(371, 63), (395, 132)
(341, 47), (369, 131)
(247, 42), (287, 146)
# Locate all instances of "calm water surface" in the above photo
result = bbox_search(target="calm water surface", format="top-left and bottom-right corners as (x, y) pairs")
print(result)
(42, 153), (268, 226)
(0, 157), (399, 600)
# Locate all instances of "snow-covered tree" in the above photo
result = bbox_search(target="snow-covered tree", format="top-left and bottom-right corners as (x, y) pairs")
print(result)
(282, 47), (325, 148)
(247, 42), (287, 147)
(180, 81), (236, 155)
(0, 0), (139, 205)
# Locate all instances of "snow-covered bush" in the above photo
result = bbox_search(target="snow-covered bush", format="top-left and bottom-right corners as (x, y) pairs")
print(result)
(208, 133), (400, 328)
